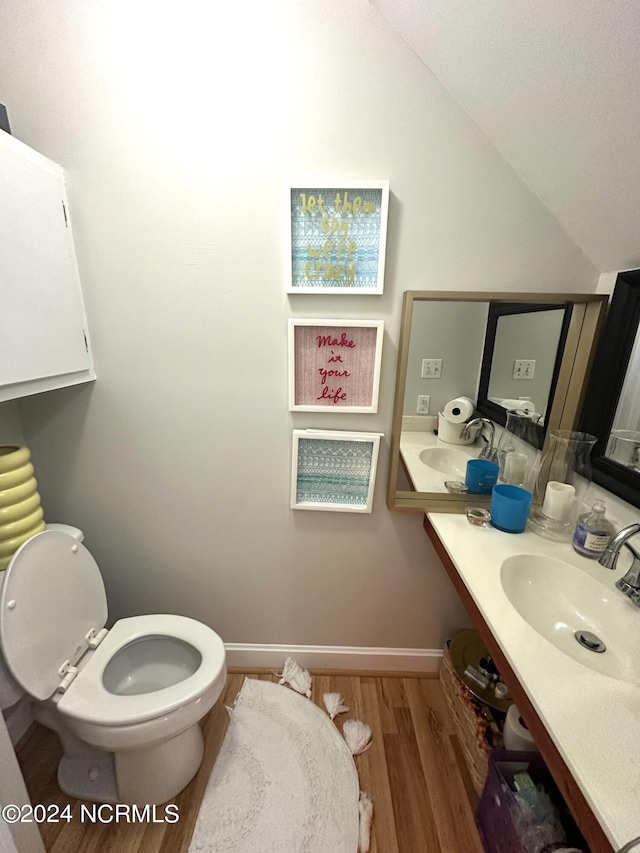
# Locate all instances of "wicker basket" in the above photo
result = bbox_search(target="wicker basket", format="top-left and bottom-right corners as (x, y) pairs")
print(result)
(439, 641), (491, 795)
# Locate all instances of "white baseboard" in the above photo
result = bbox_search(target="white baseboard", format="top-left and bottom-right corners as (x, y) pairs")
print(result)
(224, 644), (443, 673)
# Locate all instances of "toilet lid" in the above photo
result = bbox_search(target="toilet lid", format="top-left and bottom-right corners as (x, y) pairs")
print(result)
(0, 530), (107, 701)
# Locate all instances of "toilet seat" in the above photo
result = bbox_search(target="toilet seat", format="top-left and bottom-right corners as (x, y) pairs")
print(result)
(0, 530), (107, 701)
(56, 613), (226, 727)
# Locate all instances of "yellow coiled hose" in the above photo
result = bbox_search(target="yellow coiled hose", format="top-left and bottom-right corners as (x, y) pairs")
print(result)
(0, 446), (46, 571)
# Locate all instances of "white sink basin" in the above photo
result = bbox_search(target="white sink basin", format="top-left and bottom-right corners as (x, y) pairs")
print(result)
(501, 554), (640, 682)
(418, 447), (470, 477)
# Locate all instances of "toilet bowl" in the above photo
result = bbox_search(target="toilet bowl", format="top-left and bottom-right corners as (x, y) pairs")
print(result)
(0, 526), (227, 805)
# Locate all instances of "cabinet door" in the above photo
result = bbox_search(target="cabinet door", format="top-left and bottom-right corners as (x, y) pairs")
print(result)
(0, 130), (94, 400)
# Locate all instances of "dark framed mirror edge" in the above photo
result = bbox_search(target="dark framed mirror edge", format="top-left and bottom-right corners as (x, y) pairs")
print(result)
(476, 301), (574, 449)
(387, 290), (608, 513)
(581, 269), (640, 509)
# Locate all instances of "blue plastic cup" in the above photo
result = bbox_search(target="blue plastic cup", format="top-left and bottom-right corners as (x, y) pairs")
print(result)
(490, 484), (533, 533)
(465, 459), (499, 495)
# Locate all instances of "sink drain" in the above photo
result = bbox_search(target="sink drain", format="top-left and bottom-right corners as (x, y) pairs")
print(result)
(574, 630), (606, 653)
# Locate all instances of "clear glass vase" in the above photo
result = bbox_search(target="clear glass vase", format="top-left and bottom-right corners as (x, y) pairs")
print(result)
(607, 429), (640, 471)
(529, 430), (597, 540)
(495, 410), (541, 493)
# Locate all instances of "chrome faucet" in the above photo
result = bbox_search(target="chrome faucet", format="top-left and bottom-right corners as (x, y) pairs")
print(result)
(462, 417), (497, 462)
(599, 523), (640, 606)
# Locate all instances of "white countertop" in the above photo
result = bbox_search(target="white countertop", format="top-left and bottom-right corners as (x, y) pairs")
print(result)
(400, 430), (480, 492)
(428, 512), (640, 851)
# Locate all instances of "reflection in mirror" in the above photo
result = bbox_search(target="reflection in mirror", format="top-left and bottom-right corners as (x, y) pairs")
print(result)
(608, 325), (640, 468)
(400, 300), (488, 495)
(400, 300), (571, 491)
(607, 429), (640, 470)
(404, 301), (488, 422)
(581, 269), (640, 507)
(388, 291), (608, 512)
(476, 302), (572, 448)
(488, 307), (566, 419)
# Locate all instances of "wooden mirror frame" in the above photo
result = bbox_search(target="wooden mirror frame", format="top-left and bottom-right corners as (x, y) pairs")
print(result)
(387, 291), (607, 512)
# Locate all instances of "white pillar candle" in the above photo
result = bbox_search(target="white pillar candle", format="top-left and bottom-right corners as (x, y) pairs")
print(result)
(503, 451), (528, 485)
(542, 481), (576, 520)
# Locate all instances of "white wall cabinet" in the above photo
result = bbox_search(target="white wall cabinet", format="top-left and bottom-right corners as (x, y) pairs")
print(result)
(0, 129), (95, 402)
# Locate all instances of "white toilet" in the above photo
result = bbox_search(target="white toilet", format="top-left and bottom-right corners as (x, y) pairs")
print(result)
(0, 525), (227, 805)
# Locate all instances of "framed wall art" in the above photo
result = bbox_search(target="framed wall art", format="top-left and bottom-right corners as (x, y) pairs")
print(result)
(287, 180), (389, 294)
(288, 319), (384, 413)
(291, 429), (382, 513)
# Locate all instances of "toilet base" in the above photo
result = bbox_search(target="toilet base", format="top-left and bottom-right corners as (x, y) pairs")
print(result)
(34, 701), (120, 803)
(58, 752), (118, 804)
(56, 726), (204, 806)
(116, 723), (204, 805)
(35, 701), (205, 805)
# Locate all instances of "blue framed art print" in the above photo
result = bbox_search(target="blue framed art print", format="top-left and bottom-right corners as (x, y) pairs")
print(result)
(291, 429), (382, 513)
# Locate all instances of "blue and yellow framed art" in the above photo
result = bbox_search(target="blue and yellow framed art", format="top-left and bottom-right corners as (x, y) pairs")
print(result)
(287, 181), (389, 295)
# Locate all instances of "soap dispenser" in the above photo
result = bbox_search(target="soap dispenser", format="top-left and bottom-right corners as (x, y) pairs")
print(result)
(572, 500), (615, 558)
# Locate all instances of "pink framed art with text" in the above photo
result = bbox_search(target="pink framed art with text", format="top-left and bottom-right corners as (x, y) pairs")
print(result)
(288, 319), (384, 413)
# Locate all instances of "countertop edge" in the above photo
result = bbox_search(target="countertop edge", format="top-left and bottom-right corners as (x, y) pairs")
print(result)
(423, 512), (615, 853)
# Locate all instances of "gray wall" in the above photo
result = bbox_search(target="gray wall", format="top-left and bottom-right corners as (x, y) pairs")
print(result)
(0, 0), (598, 660)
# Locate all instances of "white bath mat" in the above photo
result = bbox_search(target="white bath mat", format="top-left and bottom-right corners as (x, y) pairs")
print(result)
(188, 677), (360, 853)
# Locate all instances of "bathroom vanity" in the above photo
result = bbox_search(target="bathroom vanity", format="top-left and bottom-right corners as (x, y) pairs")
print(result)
(426, 512), (640, 852)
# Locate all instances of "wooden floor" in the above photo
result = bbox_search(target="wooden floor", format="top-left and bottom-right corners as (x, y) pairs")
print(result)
(16, 671), (485, 853)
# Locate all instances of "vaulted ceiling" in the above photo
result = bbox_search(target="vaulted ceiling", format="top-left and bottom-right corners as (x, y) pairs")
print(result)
(374, 0), (640, 273)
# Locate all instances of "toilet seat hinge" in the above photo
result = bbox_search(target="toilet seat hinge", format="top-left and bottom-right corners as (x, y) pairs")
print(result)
(85, 628), (108, 648)
(57, 661), (79, 694)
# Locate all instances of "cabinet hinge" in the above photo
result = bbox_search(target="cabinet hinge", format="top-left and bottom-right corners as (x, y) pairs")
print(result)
(61, 200), (68, 226)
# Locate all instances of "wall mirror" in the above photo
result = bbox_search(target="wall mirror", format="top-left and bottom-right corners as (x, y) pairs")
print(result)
(476, 302), (573, 449)
(581, 269), (640, 509)
(387, 291), (607, 512)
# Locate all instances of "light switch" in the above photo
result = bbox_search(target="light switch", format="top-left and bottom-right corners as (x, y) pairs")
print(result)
(513, 359), (535, 379)
(421, 359), (442, 378)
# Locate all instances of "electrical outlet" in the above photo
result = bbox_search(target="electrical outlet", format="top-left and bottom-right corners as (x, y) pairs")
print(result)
(417, 395), (430, 415)
(421, 358), (442, 378)
(513, 359), (535, 379)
